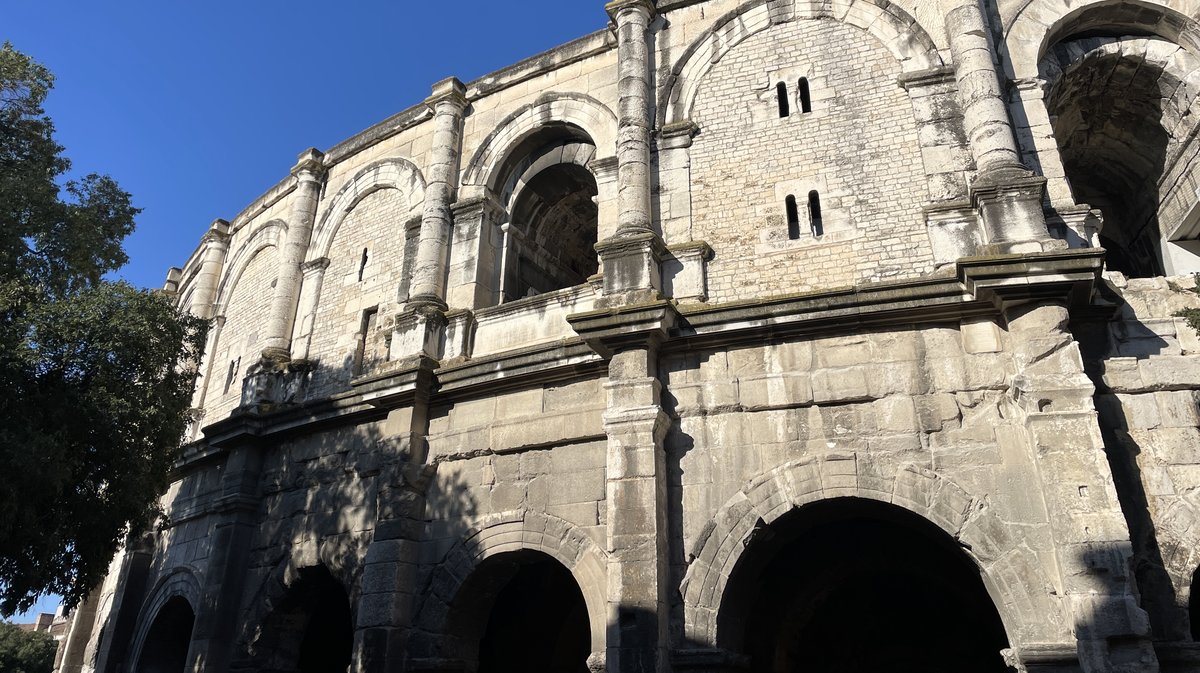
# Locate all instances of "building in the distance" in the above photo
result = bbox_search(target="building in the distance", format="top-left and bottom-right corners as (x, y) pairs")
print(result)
(54, 0), (1200, 671)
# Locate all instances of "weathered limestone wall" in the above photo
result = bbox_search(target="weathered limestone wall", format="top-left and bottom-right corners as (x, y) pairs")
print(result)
(1080, 275), (1200, 650)
(63, 0), (1200, 672)
(688, 17), (934, 301)
(204, 243), (281, 421)
(305, 188), (419, 398)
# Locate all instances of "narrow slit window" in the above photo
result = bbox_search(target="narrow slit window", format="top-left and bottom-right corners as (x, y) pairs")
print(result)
(358, 247), (369, 282)
(354, 307), (379, 376)
(777, 82), (790, 118)
(786, 195), (801, 240)
(223, 357), (241, 395)
(808, 191), (823, 237)
(799, 78), (812, 114)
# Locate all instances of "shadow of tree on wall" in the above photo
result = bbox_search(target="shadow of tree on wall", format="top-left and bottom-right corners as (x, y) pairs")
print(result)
(81, 350), (479, 673)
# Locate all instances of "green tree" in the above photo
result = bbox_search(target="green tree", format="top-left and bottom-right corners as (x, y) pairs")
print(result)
(0, 622), (57, 673)
(0, 42), (208, 615)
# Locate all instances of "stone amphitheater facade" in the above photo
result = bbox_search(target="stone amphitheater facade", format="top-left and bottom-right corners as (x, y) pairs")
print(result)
(54, 0), (1200, 671)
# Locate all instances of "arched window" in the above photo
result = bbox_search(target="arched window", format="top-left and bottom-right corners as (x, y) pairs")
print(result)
(808, 191), (824, 237)
(786, 196), (801, 240)
(777, 82), (791, 118)
(494, 127), (600, 303)
(799, 77), (813, 114)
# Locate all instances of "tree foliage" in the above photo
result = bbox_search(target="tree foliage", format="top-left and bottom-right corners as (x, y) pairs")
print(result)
(0, 42), (208, 616)
(0, 622), (57, 673)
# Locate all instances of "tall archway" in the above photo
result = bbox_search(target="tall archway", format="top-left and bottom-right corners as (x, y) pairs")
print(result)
(251, 565), (354, 673)
(134, 597), (194, 673)
(717, 498), (1011, 672)
(445, 550), (590, 673)
(493, 127), (599, 302)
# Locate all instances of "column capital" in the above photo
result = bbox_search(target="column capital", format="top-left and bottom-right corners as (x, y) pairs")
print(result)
(606, 0), (656, 23)
(425, 76), (469, 112)
(202, 219), (231, 246)
(291, 147), (326, 180)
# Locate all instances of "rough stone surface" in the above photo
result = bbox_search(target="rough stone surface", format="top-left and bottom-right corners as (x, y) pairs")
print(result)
(59, 1), (1200, 673)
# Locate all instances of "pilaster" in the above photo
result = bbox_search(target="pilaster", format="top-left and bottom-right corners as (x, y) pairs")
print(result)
(570, 300), (678, 673)
(409, 78), (469, 312)
(446, 193), (505, 310)
(290, 256), (332, 362)
(944, 0), (1052, 252)
(263, 148), (326, 362)
(193, 219), (232, 320)
(352, 361), (437, 673)
(963, 254), (1159, 672)
(600, 0), (665, 306)
(186, 440), (267, 672)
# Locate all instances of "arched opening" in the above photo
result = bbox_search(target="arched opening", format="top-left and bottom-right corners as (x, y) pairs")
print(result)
(1044, 36), (1196, 277)
(251, 565), (353, 673)
(446, 550), (590, 673)
(494, 126), (599, 303)
(777, 82), (791, 118)
(717, 498), (1010, 673)
(135, 597), (194, 673)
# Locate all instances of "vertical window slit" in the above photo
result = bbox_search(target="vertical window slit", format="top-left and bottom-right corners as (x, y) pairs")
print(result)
(224, 357), (241, 395)
(354, 307), (379, 376)
(799, 78), (812, 114)
(358, 247), (369, 282)
(808, 191), (823, 237)
(777, 82), (790, 118)
(786, 195), (801, 240)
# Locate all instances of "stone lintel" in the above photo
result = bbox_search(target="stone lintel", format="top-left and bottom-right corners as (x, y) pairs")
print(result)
(587, 155), (620, 180)
(897, 65), (956, 91)
(667, 239), (713, 260)
(659, 120), (701, 149)
(437, 340), (604, 397)
(300, 256), (332, 274)
(958, 248), (1104, 310)
(568, 299), (679, 358)
(353, 354), (439, 409)
(450, 193), (504, 221)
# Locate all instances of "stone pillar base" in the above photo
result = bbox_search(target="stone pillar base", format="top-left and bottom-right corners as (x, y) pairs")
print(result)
(972, 165), (1053, 253)
(595, 231), (665, 308)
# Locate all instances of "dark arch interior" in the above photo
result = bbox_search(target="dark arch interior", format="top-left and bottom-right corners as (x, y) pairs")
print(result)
(136, 597), (195, 673)
(496, 126), (599, 301)
(718, 498), (1011, 673)
(258, 565), (353, 673)
(1047, 39), (1173, 277)
(448, 550), (590, 673)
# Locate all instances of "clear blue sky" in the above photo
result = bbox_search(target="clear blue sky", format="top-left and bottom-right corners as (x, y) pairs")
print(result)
(4, 0), (604, 622)
(6, 0), (605, 291)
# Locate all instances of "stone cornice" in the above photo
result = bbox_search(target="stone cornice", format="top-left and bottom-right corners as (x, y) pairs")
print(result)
(186, 250), (1108, 468)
